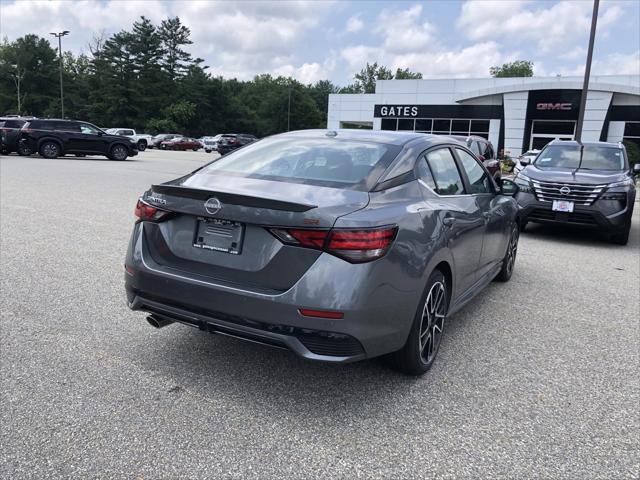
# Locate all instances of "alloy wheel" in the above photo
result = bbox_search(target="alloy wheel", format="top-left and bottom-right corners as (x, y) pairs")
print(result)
(112, 146), (127, 160)
(43, 143), (59, 158)
(419, 281), (446, 364)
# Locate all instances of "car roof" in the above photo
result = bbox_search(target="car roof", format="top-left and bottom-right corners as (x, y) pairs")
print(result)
(272, 129), (455, 146)
(546, 139), (623, 149)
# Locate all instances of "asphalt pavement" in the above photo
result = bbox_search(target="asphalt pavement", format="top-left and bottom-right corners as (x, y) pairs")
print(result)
(1, 149), (638, 479)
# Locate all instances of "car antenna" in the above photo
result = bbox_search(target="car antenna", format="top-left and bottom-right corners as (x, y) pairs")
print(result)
(573, 141), (584, 176)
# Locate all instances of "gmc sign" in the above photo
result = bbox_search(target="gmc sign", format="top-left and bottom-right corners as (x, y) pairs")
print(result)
(536, 102), (572, 111)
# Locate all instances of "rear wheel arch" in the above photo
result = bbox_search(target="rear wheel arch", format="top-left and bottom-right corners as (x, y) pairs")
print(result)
(433, 261), (453, 305)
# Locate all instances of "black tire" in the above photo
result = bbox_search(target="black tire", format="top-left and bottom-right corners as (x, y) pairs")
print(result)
(610, 217), (631, 245)
(109, 144), (129, 161)
(520, 219), (528, 232)
(495, 223), (519, 282)
(137, 140), (147, 151)
(389, 270), (448, 375)
(39, 141), (61, 159)
(17, 142), (33, 156)
(192, 147), (198, 151)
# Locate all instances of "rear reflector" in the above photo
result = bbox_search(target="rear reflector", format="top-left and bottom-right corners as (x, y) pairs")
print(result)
(299, 308), (344, 319)
(269, 225), (397, 263)
(134, 199), (171, 222)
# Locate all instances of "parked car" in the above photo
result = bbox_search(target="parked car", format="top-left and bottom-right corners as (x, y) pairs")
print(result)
(105, 128), (153, 151)
(514, 149), (540, 175)
(0, 117), (29, 154)
(125, 130), (521, 375)
(449, 135), (500, 182)
(18, 119), (138, 160)
(514, 140), (637, 244)
(199, 135), (221, 153)
(151, 134), (181, 149)
(159, 136), (202, 151)
(216, 133), (258, 155)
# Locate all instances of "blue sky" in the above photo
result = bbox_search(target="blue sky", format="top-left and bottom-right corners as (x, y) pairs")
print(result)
(1, 0), (638, 85)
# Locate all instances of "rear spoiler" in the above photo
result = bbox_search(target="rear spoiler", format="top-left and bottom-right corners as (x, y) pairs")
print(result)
(150, 184), (317, 212)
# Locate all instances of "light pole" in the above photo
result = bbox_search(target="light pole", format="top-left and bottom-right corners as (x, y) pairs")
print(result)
(50, 30), (70, 118)
(287, 85), (292, 132)
(10, 64), (26, 115)
(575, 0), (599, 143)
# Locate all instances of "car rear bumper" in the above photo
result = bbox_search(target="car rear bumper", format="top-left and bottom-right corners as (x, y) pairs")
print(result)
(124, 222), (420, 362)
(516, 192), (634, 231)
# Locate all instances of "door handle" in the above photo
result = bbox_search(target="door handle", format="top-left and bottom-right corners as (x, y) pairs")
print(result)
(442, 216), (456, 227)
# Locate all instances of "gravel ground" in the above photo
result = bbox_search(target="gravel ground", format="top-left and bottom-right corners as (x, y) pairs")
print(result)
(1, 149), (638, 479)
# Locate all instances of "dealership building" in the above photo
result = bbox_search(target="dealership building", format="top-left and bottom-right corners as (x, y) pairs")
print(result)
(327, 75), (640, 156)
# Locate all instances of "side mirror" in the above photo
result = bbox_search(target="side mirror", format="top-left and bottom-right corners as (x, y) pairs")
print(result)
(500, 179), (519, 196)
(633, 163), (640, 176)
(519, 157), (531, 166)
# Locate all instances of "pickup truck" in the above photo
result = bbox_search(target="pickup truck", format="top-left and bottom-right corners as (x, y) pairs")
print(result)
(104, 128), (153, 151)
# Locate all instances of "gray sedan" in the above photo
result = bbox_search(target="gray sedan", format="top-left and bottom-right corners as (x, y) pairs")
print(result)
(124, 130), (520, 374)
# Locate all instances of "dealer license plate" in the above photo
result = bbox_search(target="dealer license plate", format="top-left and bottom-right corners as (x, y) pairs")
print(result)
(552, 200), (574, 213)
(193, 218), (244, 255)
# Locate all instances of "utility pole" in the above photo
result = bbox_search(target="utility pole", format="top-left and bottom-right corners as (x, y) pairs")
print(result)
(575, 0), (599, 143)
(50, 30), (70, 118)
(287, 85), (292, 132)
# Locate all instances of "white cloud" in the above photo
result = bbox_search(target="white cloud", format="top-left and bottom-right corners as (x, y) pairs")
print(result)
(374, 4), (436, 54)
(345, 15), (363, 33)
(457, 0), (624, 53)
(341, 5), (511, 78)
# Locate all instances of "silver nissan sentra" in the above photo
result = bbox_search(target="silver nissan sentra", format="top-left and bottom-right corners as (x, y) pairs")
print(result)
(125, 129), (520, 374)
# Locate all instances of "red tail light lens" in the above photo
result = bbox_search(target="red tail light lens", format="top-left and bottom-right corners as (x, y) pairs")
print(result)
(269, 225), (397, 263)
(134, 199), (171, 222)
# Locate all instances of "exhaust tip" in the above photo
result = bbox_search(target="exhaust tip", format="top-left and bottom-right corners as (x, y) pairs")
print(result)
(146, 314), (174, 329)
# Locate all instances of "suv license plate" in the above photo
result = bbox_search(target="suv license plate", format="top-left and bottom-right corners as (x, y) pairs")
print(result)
(552, 200), (574, 212)
(193, 218), (244, 255)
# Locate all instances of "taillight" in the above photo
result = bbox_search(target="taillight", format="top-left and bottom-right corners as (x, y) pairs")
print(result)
(134, 199), (171, 222)
(269, 225), (397, 263)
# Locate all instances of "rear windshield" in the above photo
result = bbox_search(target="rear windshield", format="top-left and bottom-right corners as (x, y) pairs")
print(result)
(199, 137), (398, 190)
(535, 145), (627, 171)
(0, 120), (26, 128)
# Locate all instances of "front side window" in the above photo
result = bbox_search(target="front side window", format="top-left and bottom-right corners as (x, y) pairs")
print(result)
(457, 148), (492, 194)
(199, 137), (397, 190)
(535, 145), (626, 171)
(425, 148), (465, 195)
(79, 123), (100, 134)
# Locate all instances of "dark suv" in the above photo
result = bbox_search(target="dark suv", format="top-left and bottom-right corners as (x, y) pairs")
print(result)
(19, 119), (138, 161)
(449, 135), (500, 181)
(515, 140), (638, 245)
(0, 117), (29, 154)
(216, 134), (258, 155)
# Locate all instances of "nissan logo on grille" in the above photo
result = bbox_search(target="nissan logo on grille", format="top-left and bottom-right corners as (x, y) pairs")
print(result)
(204, 197), (222, 215)
(559, 186), (571, 195)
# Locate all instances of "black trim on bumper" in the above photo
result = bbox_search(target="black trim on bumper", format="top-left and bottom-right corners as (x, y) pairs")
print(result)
(128, 291), (366, 362)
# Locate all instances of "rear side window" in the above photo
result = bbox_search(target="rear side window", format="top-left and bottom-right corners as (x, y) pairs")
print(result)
(424, 148), (465, 195)
(199, 137), (397, 190)
(456, 148), (493, 194)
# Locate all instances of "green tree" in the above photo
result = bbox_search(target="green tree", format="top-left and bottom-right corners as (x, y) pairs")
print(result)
(354, 62), (394, 93)
(0, 35), (58, 116)
(159, 17), (201, 80)
(490, 60), (534, 77)
(394, 67), (422, 79)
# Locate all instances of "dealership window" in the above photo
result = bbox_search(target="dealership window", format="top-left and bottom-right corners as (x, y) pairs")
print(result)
(379, 117), (491, 138)
(397, 119), (415, 130)
(623, 122), (640, 150)
(381, 118), (398, 131)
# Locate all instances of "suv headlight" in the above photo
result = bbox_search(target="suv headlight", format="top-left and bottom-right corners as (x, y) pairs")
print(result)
(606, 177), (634, 189)
(514, 173), (532, 193)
